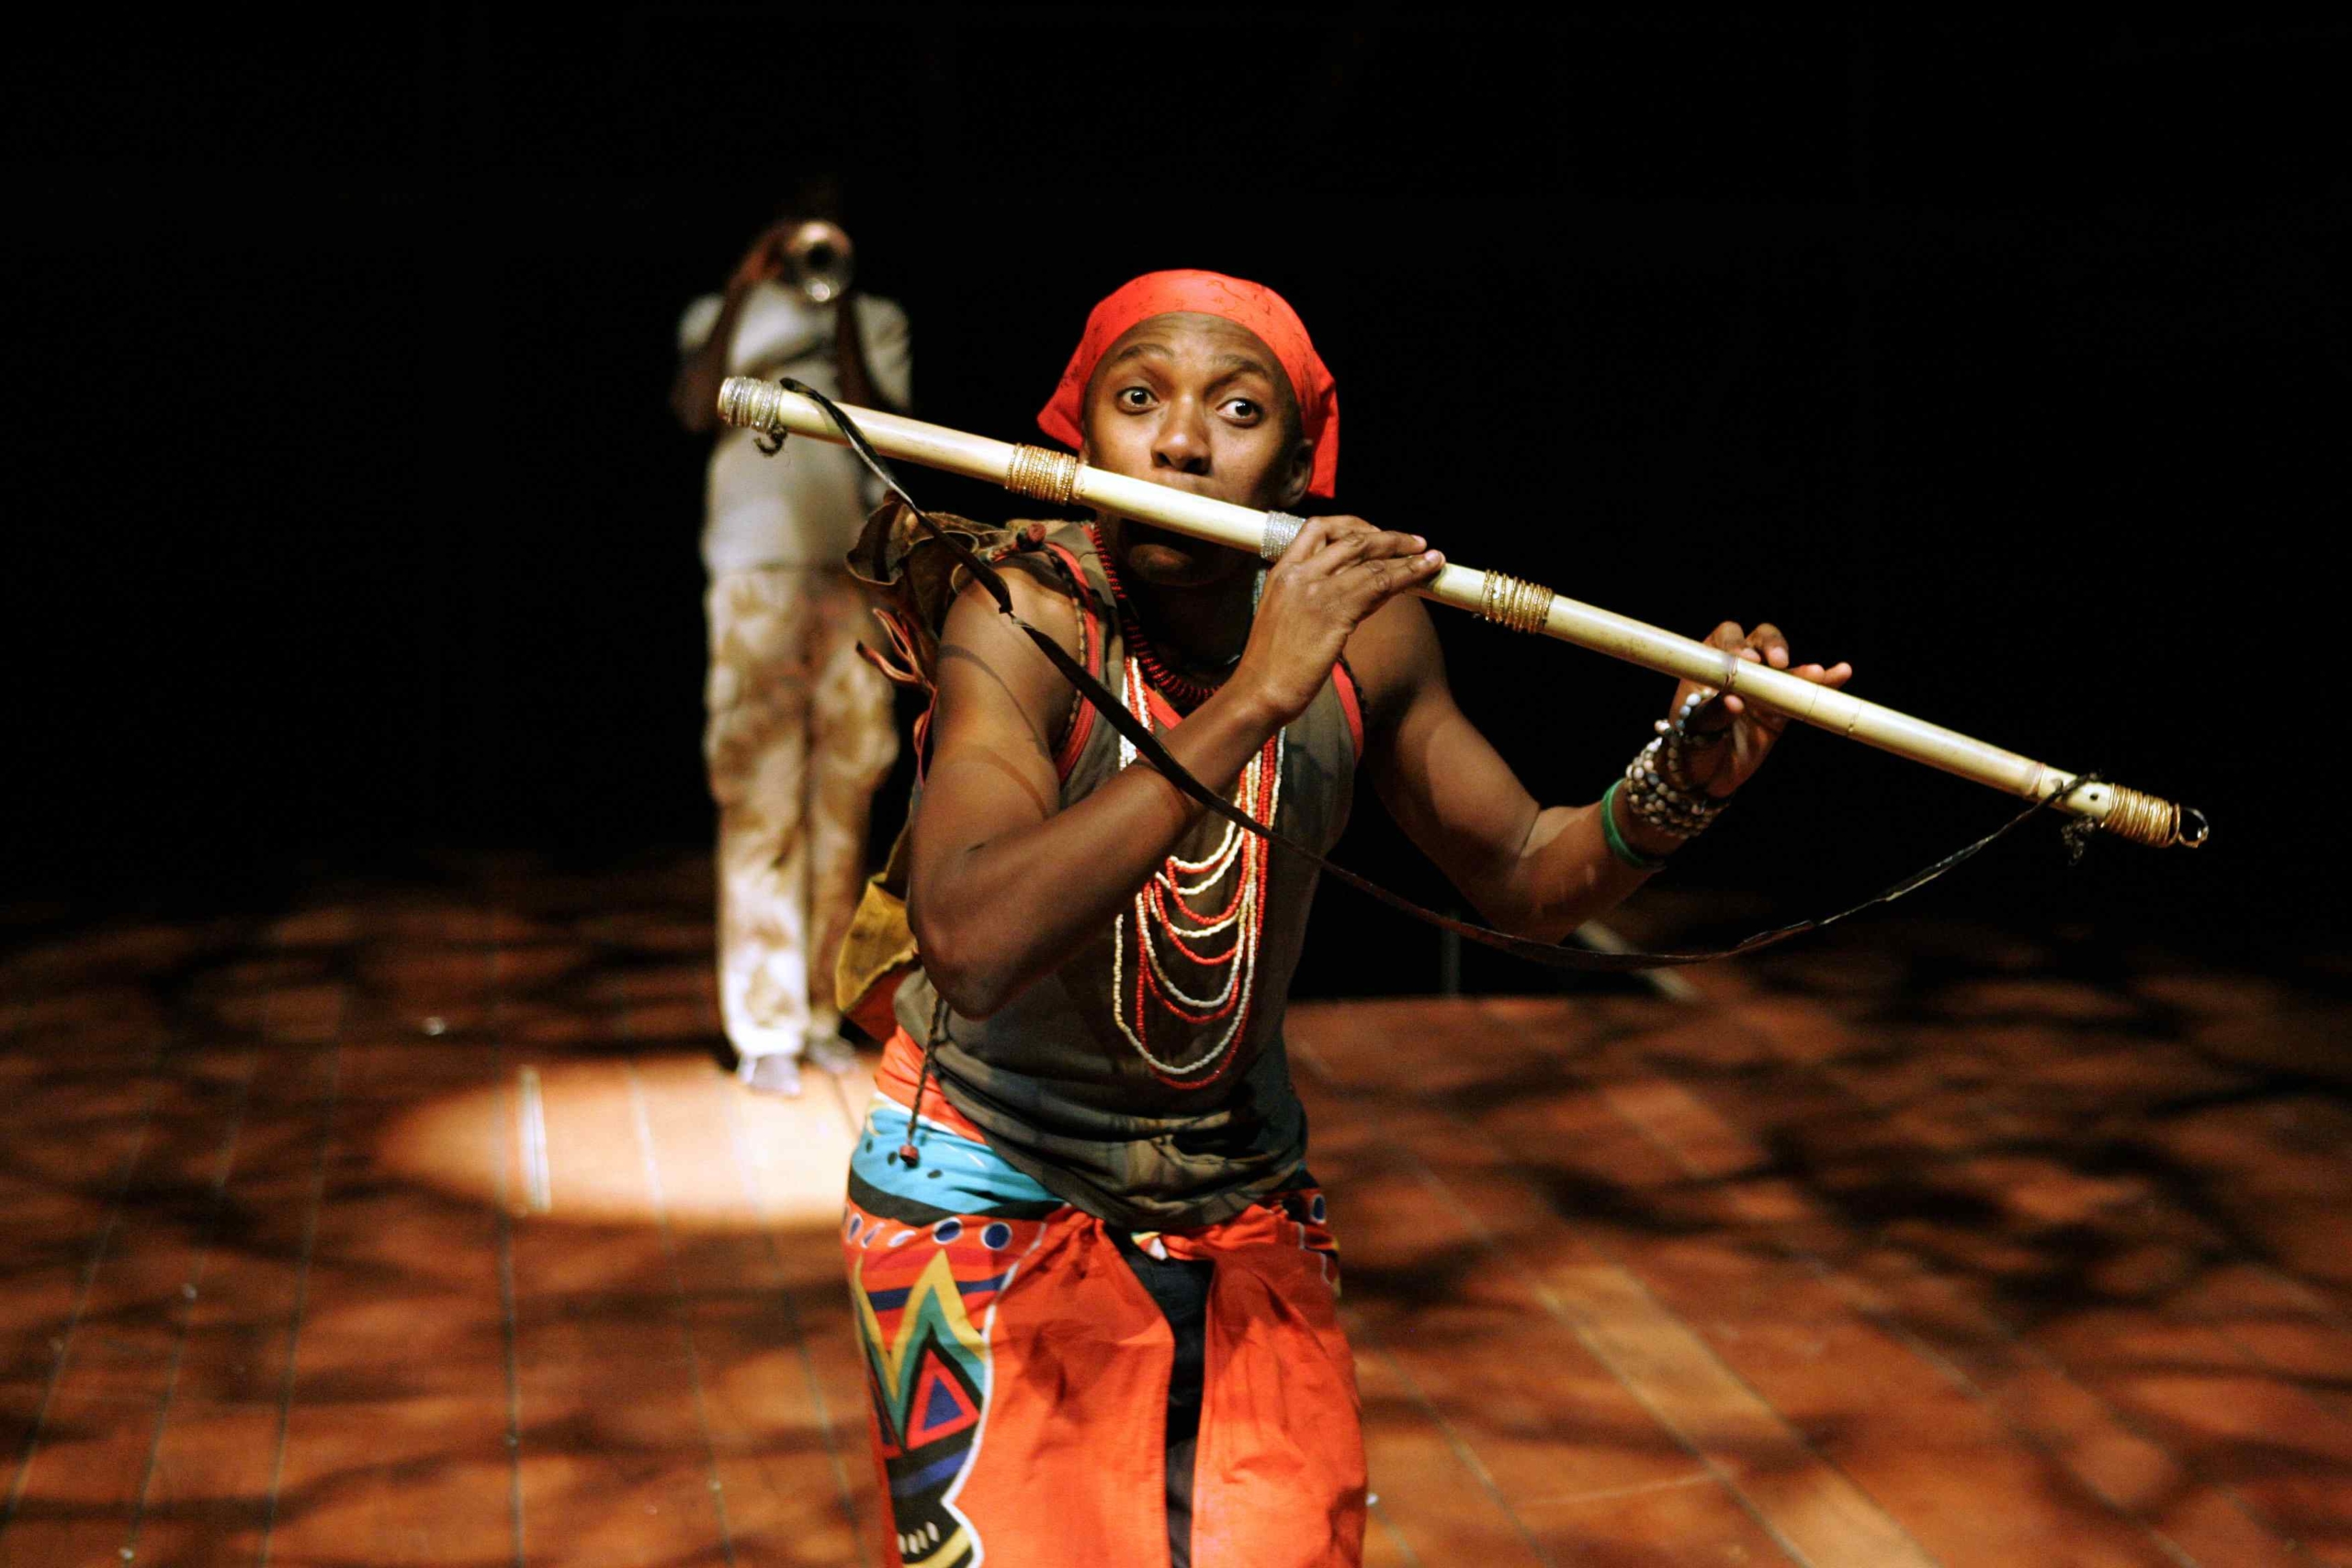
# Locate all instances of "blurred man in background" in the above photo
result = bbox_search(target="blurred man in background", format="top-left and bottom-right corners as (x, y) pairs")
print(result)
(672, 185), (911, 1095)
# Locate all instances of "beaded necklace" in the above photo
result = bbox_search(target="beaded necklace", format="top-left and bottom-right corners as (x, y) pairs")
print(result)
(1090, 525), (1282, 1088)
(1087, 524), (1243, 714)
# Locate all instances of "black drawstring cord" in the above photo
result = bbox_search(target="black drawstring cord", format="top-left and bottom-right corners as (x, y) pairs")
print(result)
(899, 992), (949, 1168)
(771, 376), (2090, 975)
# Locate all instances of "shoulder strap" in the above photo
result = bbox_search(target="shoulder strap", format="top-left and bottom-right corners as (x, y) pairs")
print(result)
(1035, 538), (1109, 780)
(1331, 654), (1365, 763)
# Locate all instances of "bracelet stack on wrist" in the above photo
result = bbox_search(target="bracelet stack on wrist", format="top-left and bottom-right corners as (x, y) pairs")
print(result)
(1622, 687), (1732, 841)
(1600, 779), (1669, 873)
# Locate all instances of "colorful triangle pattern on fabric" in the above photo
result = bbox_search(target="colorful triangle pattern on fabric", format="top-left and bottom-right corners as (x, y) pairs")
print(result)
(906, 1349), (982, 1449)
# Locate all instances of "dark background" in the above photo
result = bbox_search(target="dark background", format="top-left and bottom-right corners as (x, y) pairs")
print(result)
(6, 12), (2342, 993)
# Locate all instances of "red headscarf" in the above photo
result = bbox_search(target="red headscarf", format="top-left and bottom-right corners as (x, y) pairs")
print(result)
(1036, 270), (1340, 499)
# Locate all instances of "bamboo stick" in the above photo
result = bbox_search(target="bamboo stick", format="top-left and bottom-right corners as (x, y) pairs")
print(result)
(716, 378), (2203, 847)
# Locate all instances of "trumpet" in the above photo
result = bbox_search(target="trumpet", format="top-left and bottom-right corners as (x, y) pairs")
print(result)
(780, 220), (854, 305)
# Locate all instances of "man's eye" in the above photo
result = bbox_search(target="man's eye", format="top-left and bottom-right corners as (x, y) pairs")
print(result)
(1223, 398), (1261, 422)
(1116, 387), (1154, 411)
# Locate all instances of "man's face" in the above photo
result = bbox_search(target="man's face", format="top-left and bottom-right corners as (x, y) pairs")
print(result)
(1080, 312), (1311, 589)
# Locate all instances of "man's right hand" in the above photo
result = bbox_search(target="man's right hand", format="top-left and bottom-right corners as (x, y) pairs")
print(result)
(729, 225), (788, 292)
(1233, 517), (1442, 727)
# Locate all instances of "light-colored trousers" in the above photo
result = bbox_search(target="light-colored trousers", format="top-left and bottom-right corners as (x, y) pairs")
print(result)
(705, 567), (899, 1064)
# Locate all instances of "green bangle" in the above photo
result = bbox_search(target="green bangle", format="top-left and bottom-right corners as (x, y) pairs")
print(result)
(1600, 779), (1669, 874)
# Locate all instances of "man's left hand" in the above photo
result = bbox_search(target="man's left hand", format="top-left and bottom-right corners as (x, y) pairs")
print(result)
(1671, 622), (1853, 797)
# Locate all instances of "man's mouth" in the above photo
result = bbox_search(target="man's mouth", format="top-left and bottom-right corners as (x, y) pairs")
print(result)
(1135, 470), (1235, 503)
(1125, 520), (1205, 555)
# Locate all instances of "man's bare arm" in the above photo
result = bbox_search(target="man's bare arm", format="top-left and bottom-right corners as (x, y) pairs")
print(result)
(672, 227), (791, 432)
(1351, 597), (1669, 943)
(1353, 595), (1852, 942)
(911, 519), (1443, 1019)
(832, 297), (904, 413)
(908, 577), (1284, 1020)
(672, 286), (752, 432)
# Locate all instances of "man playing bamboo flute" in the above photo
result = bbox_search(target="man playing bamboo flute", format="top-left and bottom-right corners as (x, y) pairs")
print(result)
(838, 270), (1852, 1568)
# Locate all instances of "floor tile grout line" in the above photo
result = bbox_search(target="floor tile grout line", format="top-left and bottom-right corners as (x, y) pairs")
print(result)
(1785, 1248), (2212, 1568)
(1516, 992), (2304, 1564)
(1337, 1301), (1556, 1568)
(710, 1059), (876, 1568)
(0, 991), (33, 1540)
(2198, 1312), (2352, 1436)
(1364, 1494), (1425, 1568)
(1398, 1153), (1827, 1568)
(2118, 1102), (2352, 1427)
(1250, 1101), (1430, 1568)
(1562, 1033), (2168, 1568)
(1, 1010), (175, 1540)
(1636, 995), (2327, 1566)
(22, 888), (2335, 1568)
(1294, 1033), (1815, 1568)
(622, 1049), (738, 1567)
(1780, 997), (2352, 1407)
(483, 884), (528, 1568)
(120, 927), (277, 1563)
(696, 971), (874, 1561)
(1514, 1469), (1731, 1511)
(1566, 994), (2319, 1568)
(824, 1069), (864, 1144)
(1303, 1004), (1568, 1568)
(2246, 1258), (2352, 1339)
(2116, 1097), (2352, 1435)
(1589, 1039), (2218, 1568)
(1295, 1027), (1831, 1568)
(254, 928), (350, 1568)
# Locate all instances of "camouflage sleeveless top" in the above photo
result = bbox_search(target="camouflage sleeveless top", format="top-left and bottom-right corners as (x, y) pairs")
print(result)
(893, 522), (1363, 1229)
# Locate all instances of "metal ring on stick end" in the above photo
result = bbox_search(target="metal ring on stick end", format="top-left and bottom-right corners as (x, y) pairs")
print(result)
(2060, 779), (2207, 848)
(718, 378), (783, 433)
(2098, 784), (2205, 849)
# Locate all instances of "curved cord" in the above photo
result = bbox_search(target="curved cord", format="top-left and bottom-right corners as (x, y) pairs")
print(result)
(776, 378), (2069, 972)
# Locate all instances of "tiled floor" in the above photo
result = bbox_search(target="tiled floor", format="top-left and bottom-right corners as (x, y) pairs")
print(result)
(3, 860), (2346, 1566)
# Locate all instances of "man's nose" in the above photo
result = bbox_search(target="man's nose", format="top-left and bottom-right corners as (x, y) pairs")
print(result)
(1150, 400), (1212, 477)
